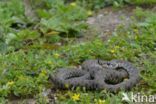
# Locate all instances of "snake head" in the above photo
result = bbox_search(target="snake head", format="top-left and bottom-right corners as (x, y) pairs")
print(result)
(98, 60), (118, 69)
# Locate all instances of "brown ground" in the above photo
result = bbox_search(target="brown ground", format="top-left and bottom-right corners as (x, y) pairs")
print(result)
(77, 6), (136, 42)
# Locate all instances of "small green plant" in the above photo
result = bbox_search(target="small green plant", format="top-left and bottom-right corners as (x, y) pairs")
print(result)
(0, 0), (90, 53)
(131, 0), (156, 5)
(77, 0), (105, 9)
(77, 0), (130, 9)
(40, 0), (88, 36)
(0, 97), (8, 104)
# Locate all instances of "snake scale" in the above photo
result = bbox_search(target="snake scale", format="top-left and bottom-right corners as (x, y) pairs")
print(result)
(50, 59), (140, 92)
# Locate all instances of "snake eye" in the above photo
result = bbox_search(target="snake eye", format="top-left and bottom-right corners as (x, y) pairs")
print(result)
(107, 62), (111, 66)
(107, 63), (113, 68)
(106, 62), (116, 68)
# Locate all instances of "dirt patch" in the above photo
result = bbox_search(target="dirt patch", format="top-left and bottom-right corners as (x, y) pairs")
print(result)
(78, 6), (136, 42)
(8, 89), (56, 104)
(8, 99), (36, 104)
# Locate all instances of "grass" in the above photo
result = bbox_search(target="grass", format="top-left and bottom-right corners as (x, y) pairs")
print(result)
(131, 0), (156, 5)
(0, 0), (156, 104)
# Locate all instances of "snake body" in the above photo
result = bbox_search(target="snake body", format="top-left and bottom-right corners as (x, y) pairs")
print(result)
(50, 59), (140, 92)
(97, 60), (140, 92)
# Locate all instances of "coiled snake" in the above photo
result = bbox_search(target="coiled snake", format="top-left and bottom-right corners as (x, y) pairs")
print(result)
(50, 59), (140, 92)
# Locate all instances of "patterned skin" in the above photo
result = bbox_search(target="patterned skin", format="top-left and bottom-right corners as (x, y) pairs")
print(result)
(50, 59), (140, 92)
(97, 60), (140, 92)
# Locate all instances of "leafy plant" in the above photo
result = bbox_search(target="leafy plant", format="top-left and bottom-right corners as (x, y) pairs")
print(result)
(131, 0), (156, 5)
(40, 0), (88, 36)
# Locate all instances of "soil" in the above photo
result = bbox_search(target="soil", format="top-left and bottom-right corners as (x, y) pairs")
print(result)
(77, 6), (136, 42)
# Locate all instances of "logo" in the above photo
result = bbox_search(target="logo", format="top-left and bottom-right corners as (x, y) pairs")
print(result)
(122, 92), (130, 102)
(122, 92), (156, 103)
